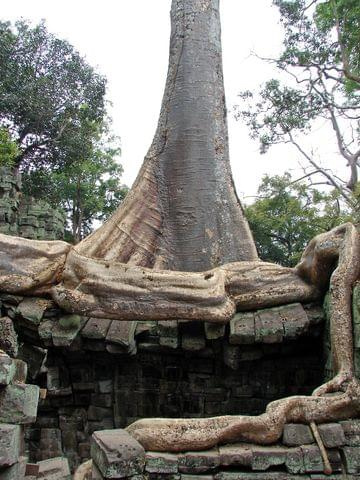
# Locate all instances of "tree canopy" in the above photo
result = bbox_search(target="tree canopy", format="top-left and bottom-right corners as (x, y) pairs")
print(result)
(245, 173), (351, 266)
(0, 19), (106, 171)
(236, 0), (360, 212)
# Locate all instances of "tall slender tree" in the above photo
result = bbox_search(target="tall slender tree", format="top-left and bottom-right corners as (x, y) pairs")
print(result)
(77, 0), (257, 271)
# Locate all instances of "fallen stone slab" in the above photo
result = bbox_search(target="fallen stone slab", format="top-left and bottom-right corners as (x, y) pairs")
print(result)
(0, 424), (22, 467)
(91, 429), (145, 478)
(0, 383), (39, 424)
(37, 457), (71, 479)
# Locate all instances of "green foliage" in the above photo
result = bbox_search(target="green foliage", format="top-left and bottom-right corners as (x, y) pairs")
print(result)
(0, 19), (106, 170)
(245, 173), (351, 266)
(0, 128), (19, 166)
(23, 133), (128, 243)
(236, 0), (360, 203)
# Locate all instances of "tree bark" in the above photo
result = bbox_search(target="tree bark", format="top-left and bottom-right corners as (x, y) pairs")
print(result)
(76, 0), (257, 271)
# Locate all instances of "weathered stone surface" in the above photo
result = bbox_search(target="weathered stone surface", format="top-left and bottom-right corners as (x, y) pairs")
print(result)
(16, 298), (51, 327)
(215, 472), (306, 480)
(0, 317), (18, 357)
(255, 310), (283, 344)
(278, 303), (310, 339)
(317, 423), (345, 448)
(81, 318), (112, 340)
(223, 343), (241, 370)
(37, 457), (71, 479)
(17, 344), (45, 380)
(38, 319), (55, 346)
(0, 456), (26, 480)
(11, 359), (27, 384)
(0, 351), (15, 386)
(52, 315), (85, 347)
(0, 424), (22, 466)
(0, 383), (39, 424)
(179, 449), (220, 473)
(205, 323), (225, 340)
(229, 312), (255, 345)
(219, 444), (253, 467)
(300, 445), (323, 473)
(91, 429), (145, 478)
(106, 321), (137, 353)
(146, 452), (178, 474)
(340, 419), (360, 446)
(343, 446), (360, 474)
(251, 445), (287, 471)
(283, 424), (314, 446)
(285, 447), (305, 474)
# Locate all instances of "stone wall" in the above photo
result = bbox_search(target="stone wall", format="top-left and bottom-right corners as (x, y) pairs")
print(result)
(0, 292), (327, 473)
(88, 422), (360, 479)
(0, 167), (65, 240)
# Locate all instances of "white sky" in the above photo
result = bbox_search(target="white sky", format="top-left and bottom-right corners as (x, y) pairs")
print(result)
(1, 0), (347, 202)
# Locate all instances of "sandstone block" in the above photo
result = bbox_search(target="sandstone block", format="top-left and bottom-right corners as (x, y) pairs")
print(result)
(0, 424), (22, 466)
(0, 456), (26, 480)
(255, 309), (283, 343)
(0, 351), (15, 386)
(16, 298), (51, 327)
(81, 318), (111, 340)
(146, 452), (179, 474)
(229, 312), (255, 345)
(343, 446), (360, 474)
(0, 383), (39, 424)
(300, 445), (323, 473)
(283, 424), (314, 446)
(318, 423), (345, 448)
(37, 457), (71, 479)
(0, 317), (18, 357)
(178, 449), (220, 473)
(219, 444), (253, 467)
(251, 445), (287, 471)
(91, 429), (145, 478)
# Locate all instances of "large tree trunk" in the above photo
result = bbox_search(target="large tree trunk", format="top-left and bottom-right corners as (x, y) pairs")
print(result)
(76, 0), (257, 271)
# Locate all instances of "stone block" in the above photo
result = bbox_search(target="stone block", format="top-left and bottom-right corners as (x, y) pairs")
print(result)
(229, 312), (255, 345)
(223, 343), (241, 370)
(219, 444), (253, 467)
(0, 351), (15, 386)
(157, 321), (178, 338)
(81, 318), (112, 340)
(92, 461), (105, 479)
(0, 317), (18, 357)
(11, 359), (27, 384)
(106, 321), (137, 352)
(16, 298), (51, 327)
(300, 445), (323, 473)
(0, 383), (39, 424)
(146, 452), (179, 474)
(204, 322), (225, 340)
(0, 424), (22, 466)
(215, 472), (306, 480)
(343, 446), (360, 474)
(17, 344), (46, 380)
(251, 445), (287, 471)
(317, 423), (345, 448)
(278, 303), (310, 339)
(52, 316), (85, 347)
(178, 449), (220, 473)
(38, 319), (56, 346)
(285, 447), (305, 474)
(159, 336), (179, 349)
(255, 309), (283, 343)
(91, 429), (145, 478)
(340, 419), (360, 446)
(37, 457), (71, 479)
(0, 456), (26, 480)
(283, 424), (314, 446)
(99, 380), (113, 394)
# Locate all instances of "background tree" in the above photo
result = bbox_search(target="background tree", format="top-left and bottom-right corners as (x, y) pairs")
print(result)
(245, 173), (351, 266)
(0, 19), (127, 240)
(22, 128), (128, 243)
(0, 19), (106, 171)
(235, 0), (360, 212)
